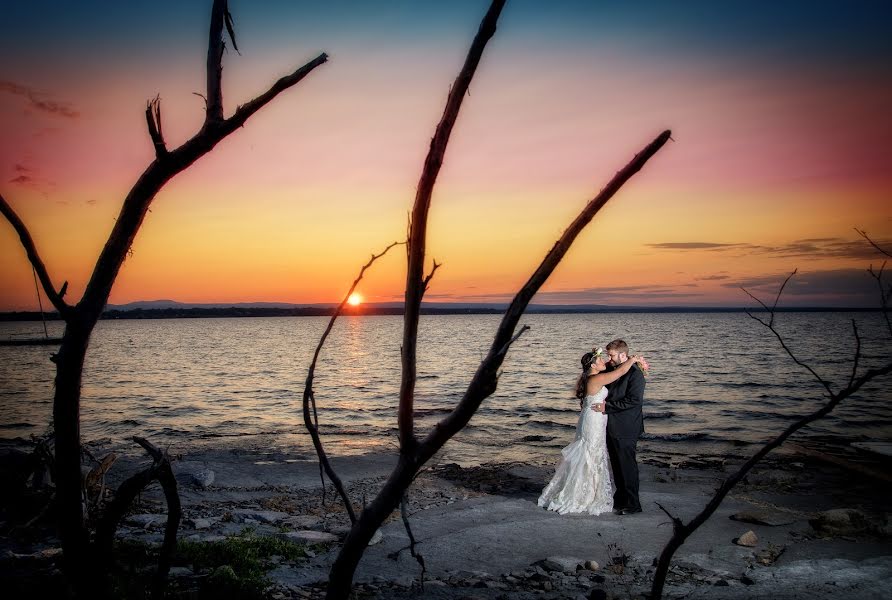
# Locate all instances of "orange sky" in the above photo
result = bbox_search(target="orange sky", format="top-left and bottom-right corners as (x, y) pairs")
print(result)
(2, 2), (891, 310)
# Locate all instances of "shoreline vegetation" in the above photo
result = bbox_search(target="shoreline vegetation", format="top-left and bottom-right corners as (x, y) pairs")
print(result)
(1, 305), (883, 322)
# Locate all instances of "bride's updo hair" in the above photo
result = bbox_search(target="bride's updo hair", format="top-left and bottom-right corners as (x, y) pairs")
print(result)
(575, 351), (596, 399)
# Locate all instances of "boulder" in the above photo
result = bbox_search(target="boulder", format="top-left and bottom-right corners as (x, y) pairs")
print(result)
(126, 514), (165, 529)
(538, 556), (584, 573)
(232, 509), (289, 524)
(278, 530), (338, 544)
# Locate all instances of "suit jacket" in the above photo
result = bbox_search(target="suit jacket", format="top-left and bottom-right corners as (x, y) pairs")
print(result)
(604, 364), (646, 439)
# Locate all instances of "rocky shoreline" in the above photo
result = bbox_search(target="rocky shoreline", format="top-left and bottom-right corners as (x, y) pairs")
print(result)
(2, 439), (891, 599)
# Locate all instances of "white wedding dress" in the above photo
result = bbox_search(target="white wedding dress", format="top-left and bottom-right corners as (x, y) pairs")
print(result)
(538, 386), (614, 515)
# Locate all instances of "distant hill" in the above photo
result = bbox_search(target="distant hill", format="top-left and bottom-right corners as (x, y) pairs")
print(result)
(1, 300), (878, 321)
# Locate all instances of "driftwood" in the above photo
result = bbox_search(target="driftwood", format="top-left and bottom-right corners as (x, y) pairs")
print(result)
(303, 1), (671, 596)
(0, 1), (326, 595)
(650, 256), (892, 599)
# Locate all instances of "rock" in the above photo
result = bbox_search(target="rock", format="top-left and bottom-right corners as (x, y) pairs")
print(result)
(542, 581), (553, 591)
(809, 509), (871, 536)
(232, 509), (289, 524)
(176, 468), (215, 489)
(394, 575), (414, 588)
(368, 529), (383, 546)
(539, 556), (584, 573)
(589, 590), (607, 600)
(730, 510), (796, 527)
(282, 515), (322, 530)
(185, 518), (212, 530)
(168, 566), (193, 578)
(735, 530), (758, 547)
(741, 575), (755, 585)
(582, 560), (600, 571)
(126, 514), (164, 529)
(278, 530), (338, 544)
(714, 578), (730, 586)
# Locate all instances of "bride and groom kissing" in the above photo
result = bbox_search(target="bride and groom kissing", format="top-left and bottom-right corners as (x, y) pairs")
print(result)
(538, 339), (647, 516)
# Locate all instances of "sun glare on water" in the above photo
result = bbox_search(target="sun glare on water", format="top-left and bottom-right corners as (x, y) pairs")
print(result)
(347, 293), (363, 306)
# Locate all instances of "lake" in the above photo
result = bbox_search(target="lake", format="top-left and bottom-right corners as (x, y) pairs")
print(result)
(1, 312), (889, 464)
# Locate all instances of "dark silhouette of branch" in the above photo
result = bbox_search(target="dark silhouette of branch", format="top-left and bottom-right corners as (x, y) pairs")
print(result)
(651, 268), (892, 599)
(95, 437), (180, 600)
(16, 2), (327, 596)
(206, 0), (228, 123)
(0, 193), (70, 316)
(422, 259), (441, 295)
(742, 271), (833, 395)
(418, 129), (671, 460)
(145, 95), (168, 158)
(303, 241), (404, 524)
(79, 48), (327, 324)
(399, 0), (507, 453)
(855, 227), (892, 258)
(400, 494), (426, 587)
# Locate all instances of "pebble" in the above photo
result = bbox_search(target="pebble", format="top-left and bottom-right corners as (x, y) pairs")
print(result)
(735, 530), (758, 547)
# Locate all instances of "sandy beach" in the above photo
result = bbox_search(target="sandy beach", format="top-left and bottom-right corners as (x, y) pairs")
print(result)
(3, 436), (890, 599)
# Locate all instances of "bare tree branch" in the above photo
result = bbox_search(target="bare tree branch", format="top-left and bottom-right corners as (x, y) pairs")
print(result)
(145, 95), (168, 158)
(78, 52), (327, 324)
(303, 241), (404, 524)
(848, 319), (861, 388)
(651, 357), (892, 598)
(866, 261), (891, 337)
(422, 259), (441, 295)
(743, 270), (834, 395)
(855, 227), (892, 258)
(206, 0), (228, 123)
(95, 437), (180, 600)
(0, 193), (70, 316)
(651, 267), (892, 599)
(419, 129), (672, 460)
(400, 0), (508, 453)
(769, 269), (797, 327)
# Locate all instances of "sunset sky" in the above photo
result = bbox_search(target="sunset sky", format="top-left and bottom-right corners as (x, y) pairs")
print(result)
(2, 0), (891, 310)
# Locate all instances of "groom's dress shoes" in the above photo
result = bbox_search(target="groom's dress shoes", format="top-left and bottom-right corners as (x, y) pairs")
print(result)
(617, 507), (642, 515)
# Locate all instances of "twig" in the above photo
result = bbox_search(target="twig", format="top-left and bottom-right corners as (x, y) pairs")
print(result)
(742, 271), (833, 395)
(849, 320), (860, 388)
(855, 227), (892, 258)
(0, 193), (70, 316)
(422, 259), (441, 295)
(145, 95), (168, 158)
(303, 241), (404, 524)
(400, 494), (425, 587)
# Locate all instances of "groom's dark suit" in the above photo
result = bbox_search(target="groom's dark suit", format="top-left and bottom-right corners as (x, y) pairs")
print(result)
(604, 363), (645, 512)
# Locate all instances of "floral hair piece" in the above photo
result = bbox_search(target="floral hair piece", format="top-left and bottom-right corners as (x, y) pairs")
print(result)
(593, 347), (604, 358)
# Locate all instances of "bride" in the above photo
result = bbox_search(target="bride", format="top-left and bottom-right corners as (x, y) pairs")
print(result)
(538, 348), (645, 515)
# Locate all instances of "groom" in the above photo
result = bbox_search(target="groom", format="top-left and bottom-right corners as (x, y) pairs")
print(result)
(600, 338), (645, 515)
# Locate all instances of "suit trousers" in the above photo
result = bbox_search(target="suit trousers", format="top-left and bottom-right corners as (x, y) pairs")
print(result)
(606, 435), (641, 511)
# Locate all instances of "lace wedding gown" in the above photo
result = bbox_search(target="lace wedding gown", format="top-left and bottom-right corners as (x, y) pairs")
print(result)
(538, 386), (614, 515)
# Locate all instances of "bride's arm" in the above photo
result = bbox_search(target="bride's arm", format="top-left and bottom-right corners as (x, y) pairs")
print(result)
(587, 355), (642, 389)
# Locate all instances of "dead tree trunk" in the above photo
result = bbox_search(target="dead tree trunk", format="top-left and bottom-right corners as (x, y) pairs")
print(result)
(319, 2), (672, 597)
(0, 1), (326, 596)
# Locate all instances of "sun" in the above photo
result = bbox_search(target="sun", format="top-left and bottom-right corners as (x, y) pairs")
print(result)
(347, 292), (363, 306)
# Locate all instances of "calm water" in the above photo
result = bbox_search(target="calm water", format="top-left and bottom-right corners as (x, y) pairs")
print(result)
(1, 313), (890, 464)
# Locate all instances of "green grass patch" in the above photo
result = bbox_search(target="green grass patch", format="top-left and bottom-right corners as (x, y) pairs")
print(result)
(112, 531), (315, 599)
